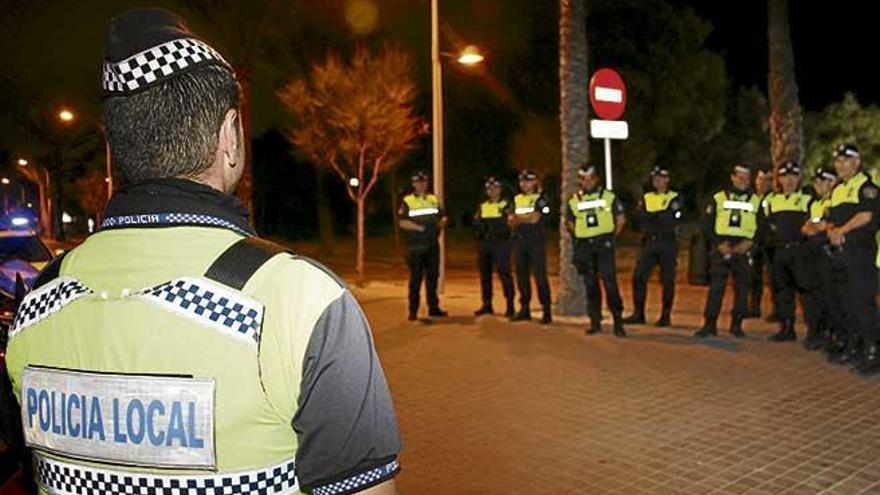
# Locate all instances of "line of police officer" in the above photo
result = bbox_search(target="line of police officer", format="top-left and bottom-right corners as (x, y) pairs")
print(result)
(398, 144), (880, 376)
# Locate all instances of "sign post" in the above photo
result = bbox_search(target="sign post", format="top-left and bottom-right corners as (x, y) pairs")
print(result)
(589, 68), (629, 190)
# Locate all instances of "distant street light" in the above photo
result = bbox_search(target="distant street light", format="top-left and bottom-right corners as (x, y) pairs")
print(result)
(1, 178), (10, 185)
(58, 109), (75, 123)
(457, 45), (485, 66)
(17, 158), (28, 166)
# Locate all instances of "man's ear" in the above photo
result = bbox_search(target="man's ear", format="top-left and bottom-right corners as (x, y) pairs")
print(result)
(219, 109), (239, 163)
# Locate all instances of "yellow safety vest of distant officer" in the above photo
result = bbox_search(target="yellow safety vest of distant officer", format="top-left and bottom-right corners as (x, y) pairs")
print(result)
(508, 169), (553, 324)
(398, 171), (449, 322)
(695, 164), (763, 339)
(473, 177), (516, 318)
(5, 8), (401, 495)
(824, 144), (880, 376)
(623, 165), (683, 328)
(565, 164), (627, 337)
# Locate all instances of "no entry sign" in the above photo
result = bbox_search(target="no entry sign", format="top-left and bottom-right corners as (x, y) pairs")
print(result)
(589, 68), (627, 120)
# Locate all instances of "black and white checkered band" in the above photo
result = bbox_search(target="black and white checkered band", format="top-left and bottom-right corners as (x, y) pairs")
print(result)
(101, 213), (251, 236)
(103, 38), (232, 94)
(35, 454), (298, 495)
(10, 278), (93, 339)
(140, 277), (263, 345)
(312, 460), (400, 495)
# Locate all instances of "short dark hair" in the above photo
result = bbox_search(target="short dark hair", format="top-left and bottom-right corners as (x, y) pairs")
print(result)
(103, 65), (240, 183)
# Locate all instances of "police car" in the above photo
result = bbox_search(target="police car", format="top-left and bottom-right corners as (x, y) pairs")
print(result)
(0, 214), (52, 333)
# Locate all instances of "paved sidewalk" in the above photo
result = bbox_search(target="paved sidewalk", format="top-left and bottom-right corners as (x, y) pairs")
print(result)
(355, 276), (880, 495)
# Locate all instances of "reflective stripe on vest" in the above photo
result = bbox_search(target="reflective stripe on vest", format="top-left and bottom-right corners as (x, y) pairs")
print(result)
(643, 191), (678, 213)
(714, 191), (761, 239)
(569, 189), (616, 238)
(480, 200), (508, 219)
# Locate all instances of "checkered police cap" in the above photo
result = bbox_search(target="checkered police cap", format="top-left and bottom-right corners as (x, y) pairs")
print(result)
(411, 170), (429, 182)
(484, 176), (502, 188)
(835, 143), (860, 159)
(577, 164), (599, 178)
(777, 161), (801, 176)
(815, 166), (837, 182)
(650, 165), (670, 177)
(519, 169), (537, 181)
(102, 8), (234, 96)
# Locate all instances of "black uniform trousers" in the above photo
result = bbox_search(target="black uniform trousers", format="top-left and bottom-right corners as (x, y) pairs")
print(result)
(830, 241), (879, 344)
(574, 236), (624, 322)
(704, 250), (752, 322)
(513, 235), (552, 311)
(407, 242), (440, 314)
(632, 237), (677, 316)
(478, 239), (515, 307)
(802, 241), (842, 338)
(771, 243), (815, 323)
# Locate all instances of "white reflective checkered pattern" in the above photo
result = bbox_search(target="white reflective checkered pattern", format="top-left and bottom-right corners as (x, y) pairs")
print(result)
(35, 454), (298, 495)
(101, 213), (250, 236)
(10, 277), (92, 339)
(311, 460), (400, 495)
(139, 277), (263, 345)
(103, 38), (231, 93)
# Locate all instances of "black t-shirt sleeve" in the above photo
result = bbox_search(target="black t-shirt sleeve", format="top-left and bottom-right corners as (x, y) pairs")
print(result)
(612, 197), (625, 216)
(293, 291), (402, 493)
(536, 195), (550, 215)
(858, 182), (879, 214)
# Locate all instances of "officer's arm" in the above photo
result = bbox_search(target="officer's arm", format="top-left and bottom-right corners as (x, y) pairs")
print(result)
(836, 211), (873, 236)
(293, 291), (401, 494)
(834, 184), (878, 238)
(520, 195), (551, 224)
(613, 198), (626, 236)
(398, 219), (424, 232)
(702, 201), (719, 246)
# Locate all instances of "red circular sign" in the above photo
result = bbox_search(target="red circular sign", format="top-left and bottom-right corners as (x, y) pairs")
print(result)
(589, 68), (627, 120)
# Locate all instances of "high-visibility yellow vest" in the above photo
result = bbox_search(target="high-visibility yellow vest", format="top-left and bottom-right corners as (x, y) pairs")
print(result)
(765, 191), (810, 214)
(810, 197), (831, 223)
(480, 200), (508, 219)
(713, 190), (761, 239)
(403, 193), (440, 222)
(568, 189), (617, 238)
(513, 193), (546, 216)
(643, 191), (679, 213)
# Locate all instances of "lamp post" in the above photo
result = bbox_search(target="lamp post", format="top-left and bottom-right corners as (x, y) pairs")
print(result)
(431, 0), (484, 290)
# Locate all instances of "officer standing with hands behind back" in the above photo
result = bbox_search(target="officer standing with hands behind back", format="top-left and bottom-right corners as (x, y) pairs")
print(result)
(566, 164), (627, 337)
(695, 164), (763, 338)
(509, 170), (553, 324)
(473, 177), (516, 318)
(399, 171), (449, 321)
(623, 165), (682, 328)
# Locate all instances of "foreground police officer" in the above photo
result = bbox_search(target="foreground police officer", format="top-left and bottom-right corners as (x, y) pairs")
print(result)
(399, 171), (448, 321)
(566, 165), (627, 336)
(695, 164), (762, 338)
(801, 166), (840, 351)
(826, 144), (880, 375)
(510, 170), (553, 324)
(473, 177), (515, 318)
(6, 9), (401, 495)
(763, 162), (813, 342)
(623, 165), (682, 327)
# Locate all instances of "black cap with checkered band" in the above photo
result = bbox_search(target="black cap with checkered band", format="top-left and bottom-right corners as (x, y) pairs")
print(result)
(814, 166), (838, 182)
(650, 165), (670, 177)
(102, 8), (234, 96)
(777, 161), (802, 176)
(834, 143), (860, 159)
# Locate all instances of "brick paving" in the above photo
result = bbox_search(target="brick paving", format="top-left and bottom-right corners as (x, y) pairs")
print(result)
(351, 264), (880, 495)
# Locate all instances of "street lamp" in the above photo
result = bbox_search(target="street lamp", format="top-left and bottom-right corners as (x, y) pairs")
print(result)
(17, 158), (28, 166)
(431, 0), (484, 290)
(58, 109), (75, 123)
(1, 178), (9, 185)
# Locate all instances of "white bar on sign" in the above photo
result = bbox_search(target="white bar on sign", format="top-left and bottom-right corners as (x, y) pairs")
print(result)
(595, 86), (623, 103)
(590, 120), (629, 140)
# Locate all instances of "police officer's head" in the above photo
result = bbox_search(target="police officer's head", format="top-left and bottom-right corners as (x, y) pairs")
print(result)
(813, 166), (838, 197)
(833, 144), (861, 180)
(777, 161), (802, 193)
(650, 165), (670, 192)
(102, 8), (243, 193)
(484, 177), (502, 201)
(753, 167), (773, 195)
(731, 164), (752, 192)
(411, 171), (429, 195)
(577, 164), (600, 191)
(518, 169), (538, 194)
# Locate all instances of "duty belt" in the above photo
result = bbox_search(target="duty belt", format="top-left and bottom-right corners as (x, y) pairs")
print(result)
(34, 453), (299, 495)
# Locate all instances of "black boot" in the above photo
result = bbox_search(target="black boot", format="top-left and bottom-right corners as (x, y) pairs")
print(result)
(512, 308), (532, 322)
(654, 311), (671, 328)
(474, 305), (494, 316)
(504, 302), (516, 319)
(428, 307), (449, 318)
(730, 316), (746, 338)
(408, 311), (418, 322)
(613, 316), (627, 338)
(803, 326), (826, 351)
(540, 307), (553, 325)
(829, 338), (862, 366)
(769, 319), (796, 342)
(622, 311), (645, 325)
(586, 319), (602, 335)
(857, 343), (880, 377)
(694, 320), (718, 338)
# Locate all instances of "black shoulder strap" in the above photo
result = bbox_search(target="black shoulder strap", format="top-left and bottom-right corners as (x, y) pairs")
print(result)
(32, 250), (69, 291)
(204, 237), (291, 291)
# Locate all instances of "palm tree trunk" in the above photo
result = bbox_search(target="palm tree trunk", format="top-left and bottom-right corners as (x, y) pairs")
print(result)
(356, 195), (366, 287)
(767, 0), (804, 170)
(557, 0), (589, 316)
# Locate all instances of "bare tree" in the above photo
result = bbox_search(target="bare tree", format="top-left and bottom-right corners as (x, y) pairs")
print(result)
(278, 46), (426, 285)
(767, 0), (804, 171)
(557, 0), (589, 315)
